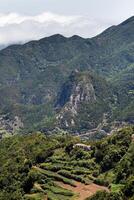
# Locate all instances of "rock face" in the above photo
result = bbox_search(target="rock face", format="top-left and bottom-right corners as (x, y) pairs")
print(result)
(0, 115), (23, 137)
(56, 71), (96, 112)
(68, 82), (96, 113)
(56, 71), (112, 131)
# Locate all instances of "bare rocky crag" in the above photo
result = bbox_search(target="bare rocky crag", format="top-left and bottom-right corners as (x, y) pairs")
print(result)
(0, 115), (23, 138)
(56, 71), (112, 132)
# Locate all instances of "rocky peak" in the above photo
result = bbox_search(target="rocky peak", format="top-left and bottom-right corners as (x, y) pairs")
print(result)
(56, 71), (96, 112)
(68, 75), (96, 113)
(56, 71), (97, 128)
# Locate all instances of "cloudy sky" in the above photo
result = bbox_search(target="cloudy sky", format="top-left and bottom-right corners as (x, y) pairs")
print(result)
(0, 0), (133, 45)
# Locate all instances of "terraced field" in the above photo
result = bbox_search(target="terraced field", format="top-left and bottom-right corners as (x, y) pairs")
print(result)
(25, 146), (108, 200)
(25, 165), (108, 200)
(56, 181), (108, 200)
(1, 127), (133, 200)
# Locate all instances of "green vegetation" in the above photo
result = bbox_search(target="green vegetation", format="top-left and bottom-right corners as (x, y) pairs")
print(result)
(0, 126), (134, 199)
(86, 126), (134, 200)
(0, 17), (134, 199)
(0, 16), (133, 134)
(110, 64), (134, 122)
(86, 190), (124, 200)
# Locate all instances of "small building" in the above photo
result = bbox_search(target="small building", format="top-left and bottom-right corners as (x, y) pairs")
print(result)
(73, 143), (91, 151)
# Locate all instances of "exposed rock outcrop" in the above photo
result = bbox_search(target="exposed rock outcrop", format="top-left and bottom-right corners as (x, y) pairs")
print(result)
(56, 71), (111, 131)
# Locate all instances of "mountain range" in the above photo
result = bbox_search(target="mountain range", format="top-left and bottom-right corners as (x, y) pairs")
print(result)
(0, 16), (133, 136)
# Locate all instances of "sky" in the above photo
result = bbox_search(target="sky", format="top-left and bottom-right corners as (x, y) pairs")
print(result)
(0, 0), (133, 45)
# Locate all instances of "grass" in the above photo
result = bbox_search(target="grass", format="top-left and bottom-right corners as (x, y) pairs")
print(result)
(41, 184), (74, 196)
(110, 184), (125, 193)
(40, 162), (93, 175)
(26, 175), (75, 200)
(58, 169), (90, 184)
(32, 166), (76, 186)
(47, 190), (73, 200)
(25, 193), (46, 200)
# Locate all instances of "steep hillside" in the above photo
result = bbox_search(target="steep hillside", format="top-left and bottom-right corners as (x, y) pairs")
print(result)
(56, 71), (113, 132)
(0, 126), (133, 200)
(87, 126), (134, 200)
(0, 35), (93, 134)
(0, 16), (133, 134)
(110, 64), (134, 123)
(90, 16), (134, 75)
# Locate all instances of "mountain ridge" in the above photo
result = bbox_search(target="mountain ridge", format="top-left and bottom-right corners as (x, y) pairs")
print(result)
(0, 16), (133, 135)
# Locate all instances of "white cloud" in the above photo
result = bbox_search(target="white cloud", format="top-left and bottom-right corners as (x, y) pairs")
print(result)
(0, 12), (114, 46)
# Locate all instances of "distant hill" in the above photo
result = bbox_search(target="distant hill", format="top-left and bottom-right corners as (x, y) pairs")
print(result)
(0, 16), (133, 134)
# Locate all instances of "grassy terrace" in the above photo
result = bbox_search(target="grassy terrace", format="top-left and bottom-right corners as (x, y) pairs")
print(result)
(23, 135), (98, 200)
(0, 127), (133, 200)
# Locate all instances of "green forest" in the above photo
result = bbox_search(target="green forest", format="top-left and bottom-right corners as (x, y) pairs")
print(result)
(0, 126), (133, 200)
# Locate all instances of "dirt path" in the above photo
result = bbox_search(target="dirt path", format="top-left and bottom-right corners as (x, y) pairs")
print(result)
(56, 181), (109, 200)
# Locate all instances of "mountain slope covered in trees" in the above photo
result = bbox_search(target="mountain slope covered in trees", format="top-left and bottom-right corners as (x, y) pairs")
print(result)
(0, 16), (133, 135)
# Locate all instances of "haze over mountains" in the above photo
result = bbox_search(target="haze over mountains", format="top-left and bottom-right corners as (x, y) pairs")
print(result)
(0, 16), (133, 136)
